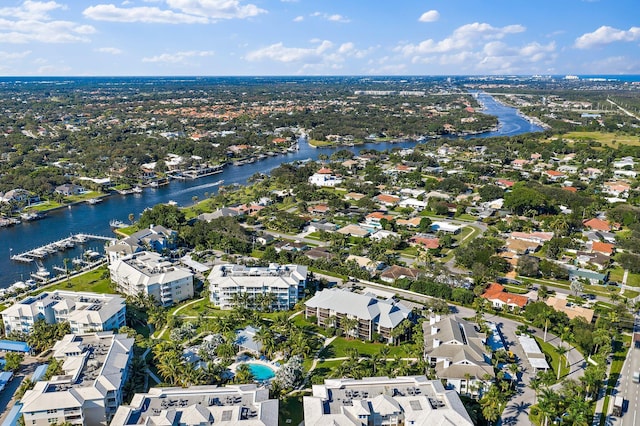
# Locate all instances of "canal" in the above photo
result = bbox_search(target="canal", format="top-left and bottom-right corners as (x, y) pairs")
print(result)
(0, 92), (543, 286)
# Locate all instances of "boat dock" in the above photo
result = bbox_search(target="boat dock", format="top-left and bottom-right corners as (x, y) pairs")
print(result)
(10, 234), (116, 263)
(181, 164), (225, 179)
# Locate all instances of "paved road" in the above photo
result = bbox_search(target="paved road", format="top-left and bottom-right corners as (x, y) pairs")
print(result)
(610, 315), (640, 426)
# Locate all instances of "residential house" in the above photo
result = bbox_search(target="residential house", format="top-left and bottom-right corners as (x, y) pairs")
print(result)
(544, 170), (566, 181)
(305, 247), (335, 261)
(108, 251), (194, 307)
(304, 288), (411, 343)
(336, 224), (371, 237)
(208, 263), (307, 310)
(344, 192), (366, 201)
(0, 189), (39, 205)
(374, 193), (401, 207)
(364, 212), (394, 230)
(568, 268), (608, 285)
(409, 235), (440, 250)
(481, 283), (528, 310)
(613, 156), (635, 169)
(345, 255), (382, 274)
(380, 265), (423, 283)
(545, 296), (594, 323)
(423, 315), (494, 396)
(20, 332), (134, 426)
(591, 241), (615, 256)
(583, 218), (615, 232)
(430, 221), (462, 234)
(396, 217), (422, 228)
(370, 229), (400, 241)
(308, 168), (343, 187)
(308, 204), (330, 215)
(54, 183), (86, 196)
(106, 225), (177, 262)
(398, 197), (427, 211)
(303, 376), (474, 426)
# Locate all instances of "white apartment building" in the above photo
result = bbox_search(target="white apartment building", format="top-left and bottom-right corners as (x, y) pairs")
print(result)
(108, 251), (194, 306)
(111, 384), (278, 426)
(304, 376), (474, 426)
(207, 263), (307, 310)
(20, 332), (134, 426)
(2, 290), (126, 336)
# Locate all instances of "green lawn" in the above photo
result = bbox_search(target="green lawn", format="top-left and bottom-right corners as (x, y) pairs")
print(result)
(279, 395), (305, 426)
(24, 200), (63, 212)
(174, 299), (234, 318)
(44, 267), (114, 294)
(66, 191), (107, 203)
(536, 337), (570, 382)
(560, 131), (640, 148)
(319, 337), (412, 358)
(610, 266), (640, 288)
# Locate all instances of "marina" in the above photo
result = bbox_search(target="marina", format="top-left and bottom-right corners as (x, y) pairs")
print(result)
(0, 92), (541, 286)
(10, 233), (116, 264)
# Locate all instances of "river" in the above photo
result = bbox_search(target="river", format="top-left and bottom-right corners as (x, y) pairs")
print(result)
(0, 92), (543, 286)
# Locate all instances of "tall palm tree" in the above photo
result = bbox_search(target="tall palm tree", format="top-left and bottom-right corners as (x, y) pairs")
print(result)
(479, 385), (502, 425)
(537, 388), (559, 426)
(556, 345), (568, 381)
(341, 317), (359, 340)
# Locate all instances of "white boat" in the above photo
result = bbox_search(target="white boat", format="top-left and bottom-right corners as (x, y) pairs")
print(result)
(132, 186), (143, 193)
(109, 219), (127, 228)
(167, 200), (178, 207)
(211, 180), (224, 186)
(86, 198), (102, 205)
(149, 181), (159, 188)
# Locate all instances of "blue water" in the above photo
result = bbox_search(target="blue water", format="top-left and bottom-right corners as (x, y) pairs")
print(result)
(0, 92), (541, 286)
(246, 362), (276, 380)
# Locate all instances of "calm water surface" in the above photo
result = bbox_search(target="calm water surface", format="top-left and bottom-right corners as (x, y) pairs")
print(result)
(0, 93), (542, 286)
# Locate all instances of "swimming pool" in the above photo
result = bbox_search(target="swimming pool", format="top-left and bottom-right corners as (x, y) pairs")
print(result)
(246, 362), (276, 381)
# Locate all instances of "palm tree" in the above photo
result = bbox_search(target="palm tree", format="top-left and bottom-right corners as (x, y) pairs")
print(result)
(63, 258), (71, 285)
(341, 317), (359, 340)
(479, 385), (502, 425)
(254, 327), (275, 357)
(555, 345), (568, 381)
(541, 309), (552, 342)
(234, 364), (254, 384)
(537, 388), (559, 426)
(128, 213), (135, 225)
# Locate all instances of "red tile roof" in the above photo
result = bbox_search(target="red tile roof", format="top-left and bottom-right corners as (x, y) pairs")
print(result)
(583, 218), (611, 232)
(592, 241), (614, 255)
(481, 283), (528, 308)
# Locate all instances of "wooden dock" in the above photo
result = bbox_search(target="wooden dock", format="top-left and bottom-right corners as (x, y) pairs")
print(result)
(10, 234), (116, 263)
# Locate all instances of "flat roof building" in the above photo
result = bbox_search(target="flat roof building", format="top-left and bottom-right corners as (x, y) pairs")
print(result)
(304, 376), (473, 426)
(109, 251), (194, 307)
(111, 384), (278, 426)
(208, 263), (307, 310)
(20, 332), (134, 426)
(2, 290), (126, 336)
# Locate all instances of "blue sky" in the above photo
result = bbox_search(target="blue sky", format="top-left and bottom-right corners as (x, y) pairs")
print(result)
(0, 0), (639, 76)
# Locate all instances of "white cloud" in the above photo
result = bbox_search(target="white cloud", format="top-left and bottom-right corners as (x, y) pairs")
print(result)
(0, 1), (64, 20)
(96, 47), (123, 54)
(0, 1), (94, 44)
(310, 12), (350, 23)
(246, 40), (333, 62)
(83, 5), (208, 23)
(84, 0), (266, 24)
(142, 50), (214, 63)
(575, 25), (640, 49)
(166, 0), (266, 20)
(0, 50), (32, 61)
(399, 22), (525, 55)
(418, 10), (439, 23)
(293, 15), (304, 22)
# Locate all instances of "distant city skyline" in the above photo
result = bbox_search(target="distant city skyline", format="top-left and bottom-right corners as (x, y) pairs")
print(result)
(0, 0), (639, 76)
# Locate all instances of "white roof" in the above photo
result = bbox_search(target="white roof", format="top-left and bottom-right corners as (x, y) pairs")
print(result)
(305, 288), (410, 328)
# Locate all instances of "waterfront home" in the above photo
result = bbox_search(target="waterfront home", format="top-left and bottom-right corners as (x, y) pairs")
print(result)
(109, 251), (194, 306)
(54, 183), (86, 196)
(423, 315), (494, 397)
(2, 290), (126, 336)
(304, 288), (411, 343)
(20, 332), (133, 426)
(0, 188), (39, 205)
(304, 376), (474, 426)
(106, 225), (177, 262)
(380, 265), (423, 283)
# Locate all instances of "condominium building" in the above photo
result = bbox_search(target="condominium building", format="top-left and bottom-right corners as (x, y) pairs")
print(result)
(304, 288), (411, 343)
(207, 263), (307, 310)
(20, 332), (134, 426)
(108, 251), (194, 306)
(111, 384), (278, 426)
(423, 315), (494, 397)
(303, 376), (474, 426)
(2, 290), (126, 336)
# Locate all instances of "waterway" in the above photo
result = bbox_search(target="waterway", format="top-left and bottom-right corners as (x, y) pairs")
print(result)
(0, 92), (543, 286)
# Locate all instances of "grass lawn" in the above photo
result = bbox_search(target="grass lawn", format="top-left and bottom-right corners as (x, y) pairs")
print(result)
(44, 267), (113, 293)
(24, 200), (63, 212)
(536, 337), (571, 382)
(250, 249), (264, 259)
(66, 191), (107, 203)
(306, 359), (343, 375)
(174, 299), (234, 318)
(561, 131), (640, 147)
(319, 337), (412, 358)
(610, 266), (640, 288)
(291, 314), (329, 337)
(279, 395), (305, 426)
(308, 139), (335, 147)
